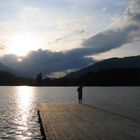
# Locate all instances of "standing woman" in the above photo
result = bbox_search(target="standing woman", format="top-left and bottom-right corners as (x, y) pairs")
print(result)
(77, 85), (83, 103)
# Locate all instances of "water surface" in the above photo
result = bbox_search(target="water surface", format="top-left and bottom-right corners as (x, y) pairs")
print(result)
(0, 86), (140, 139)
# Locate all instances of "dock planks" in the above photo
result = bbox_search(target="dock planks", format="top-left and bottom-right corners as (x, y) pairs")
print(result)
(38, 103), (140, 140)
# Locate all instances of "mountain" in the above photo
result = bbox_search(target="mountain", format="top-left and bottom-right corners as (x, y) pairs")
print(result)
(0, 70), (35, 85)
(0, 70), (20, 85)
(65, 55), (140, 79)
(0, 62), (27, 77)
(0, 62), (11, 71)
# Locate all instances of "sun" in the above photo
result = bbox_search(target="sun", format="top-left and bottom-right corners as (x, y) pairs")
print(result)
(7, 32), (41, 56)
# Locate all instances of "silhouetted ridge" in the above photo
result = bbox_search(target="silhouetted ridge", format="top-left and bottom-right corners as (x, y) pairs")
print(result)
(0, 70), (34, 85)
(0, 62), (11, 71)
(65, 55), (140, 79)
(0, 62), (27, 77)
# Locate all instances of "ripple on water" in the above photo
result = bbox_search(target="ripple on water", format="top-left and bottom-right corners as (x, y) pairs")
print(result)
(0, 104), (43, 140)
(0, 86), (140, 139)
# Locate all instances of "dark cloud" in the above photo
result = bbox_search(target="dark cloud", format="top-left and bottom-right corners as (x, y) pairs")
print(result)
(132, 13), (140, 21)
(23, 49), (94, 75)
(0, 49), (94, 77)
(82, 25), (139, 55)
(0, 54), (19, 68)
(125, 1), (140, 22)
(81, 0), (140, 55)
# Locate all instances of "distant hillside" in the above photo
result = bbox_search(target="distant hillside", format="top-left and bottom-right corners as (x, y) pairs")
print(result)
(0, 62), (27, 77)
(65, 55), (140, 79)
(0, 70), (19, 85)
(0, 62), (11, 71)
(0, 70), (34, 85)
(0, 62), (32, 85)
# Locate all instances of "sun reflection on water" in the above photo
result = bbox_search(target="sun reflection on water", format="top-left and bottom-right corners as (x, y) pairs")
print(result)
(15, 86), (34, 138)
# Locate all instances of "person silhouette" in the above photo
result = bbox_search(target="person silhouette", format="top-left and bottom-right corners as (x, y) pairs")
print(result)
(77, 85), (83, 103)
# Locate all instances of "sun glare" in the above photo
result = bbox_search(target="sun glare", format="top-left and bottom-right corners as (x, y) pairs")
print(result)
(15, 86), (34, 125)
(8, 32), (41, 56)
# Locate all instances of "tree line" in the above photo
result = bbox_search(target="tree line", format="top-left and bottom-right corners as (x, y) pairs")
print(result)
(1, 68), (140, 86)
(36, 68), (140, 86)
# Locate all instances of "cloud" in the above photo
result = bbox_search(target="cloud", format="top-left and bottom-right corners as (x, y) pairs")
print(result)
(76, 30), (85, 34)
(0, 43), (6, 55)
(82, 25), (139, 55)
(47, 16), (92, 51)
(14, 5), (45, 31)
(82, 0), (140, 55)
(0, 0), (139, 78)
(0, 21), (8, 30)
(101, 7), (107, 12)
(21, 6), (40, 16)
(58, 17), (85, 32)
(125, 0), (140, 22)
(58, 16), (91, 34)
(70, 0), (94, 5)
(0, 44), (5, 50)
(47, 69), (74, 78)
(49, 36), (69, 45)
(0, 49), (94, 77)
(0, 54), (18, 65)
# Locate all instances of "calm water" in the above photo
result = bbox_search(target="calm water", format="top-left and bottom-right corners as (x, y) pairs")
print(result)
(0, 86), (140, 139)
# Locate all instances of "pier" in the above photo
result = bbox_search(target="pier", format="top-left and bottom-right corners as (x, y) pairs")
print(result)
(38, 103), (140, 140)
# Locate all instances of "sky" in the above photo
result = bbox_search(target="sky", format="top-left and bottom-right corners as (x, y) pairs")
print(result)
(0, 0), (140, 77)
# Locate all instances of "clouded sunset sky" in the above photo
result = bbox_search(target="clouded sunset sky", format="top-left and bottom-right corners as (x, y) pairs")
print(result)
(0, 0), (140, 77)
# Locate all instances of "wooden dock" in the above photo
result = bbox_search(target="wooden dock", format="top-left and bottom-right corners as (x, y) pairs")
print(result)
(38, 103), (140, 140)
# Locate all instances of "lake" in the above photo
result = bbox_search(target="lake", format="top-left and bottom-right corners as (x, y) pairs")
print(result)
(0, 86), (140, 139)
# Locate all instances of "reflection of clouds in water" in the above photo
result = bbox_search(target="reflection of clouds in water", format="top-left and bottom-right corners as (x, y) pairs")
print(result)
(15, 86), (34, 139)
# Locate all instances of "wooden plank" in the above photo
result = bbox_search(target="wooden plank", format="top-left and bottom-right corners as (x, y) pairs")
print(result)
(37, 103), (140, 140)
